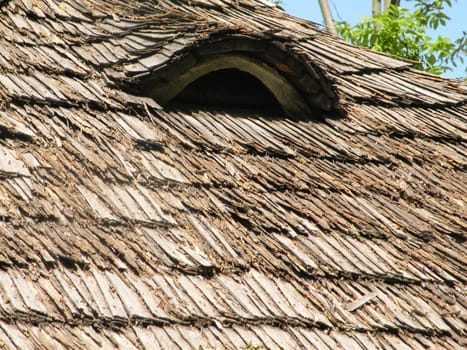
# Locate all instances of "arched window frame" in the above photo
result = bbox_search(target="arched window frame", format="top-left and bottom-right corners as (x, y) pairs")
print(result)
(135, 36), (339, 118)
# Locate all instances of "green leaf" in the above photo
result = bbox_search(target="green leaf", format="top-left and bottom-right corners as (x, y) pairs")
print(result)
(336, 0), (465, 78)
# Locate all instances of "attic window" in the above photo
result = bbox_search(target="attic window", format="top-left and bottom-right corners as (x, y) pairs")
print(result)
(143, 54), (313, 117)
(172, 69), (281, 109)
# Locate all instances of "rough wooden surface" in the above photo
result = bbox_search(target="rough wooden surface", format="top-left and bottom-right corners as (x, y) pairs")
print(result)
(0, 0), (466, 349)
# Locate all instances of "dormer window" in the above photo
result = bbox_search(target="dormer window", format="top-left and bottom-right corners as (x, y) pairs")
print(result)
(143, 53), (312, 117)
(171, 68), (281, 110)
(134, 37), (339, 118)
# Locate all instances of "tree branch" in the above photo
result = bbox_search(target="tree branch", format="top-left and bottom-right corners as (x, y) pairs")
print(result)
(373, 0), (382, 16)
(318, 0), (337, 36)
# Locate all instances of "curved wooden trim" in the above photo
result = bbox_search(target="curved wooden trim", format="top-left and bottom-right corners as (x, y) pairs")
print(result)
(144, 53), (312, 116)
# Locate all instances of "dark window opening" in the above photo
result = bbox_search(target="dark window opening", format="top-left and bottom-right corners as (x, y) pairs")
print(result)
(170, 69), (282, 110)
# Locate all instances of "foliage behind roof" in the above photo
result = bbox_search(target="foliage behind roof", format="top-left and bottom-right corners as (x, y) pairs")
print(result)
(0, 0), (466, 349)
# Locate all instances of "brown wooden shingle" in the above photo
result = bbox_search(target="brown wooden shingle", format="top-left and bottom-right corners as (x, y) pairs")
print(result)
(0, 0), (466, 349)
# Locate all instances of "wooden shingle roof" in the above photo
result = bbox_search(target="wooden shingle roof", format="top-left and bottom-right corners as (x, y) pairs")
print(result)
(0, 0), (466, 349)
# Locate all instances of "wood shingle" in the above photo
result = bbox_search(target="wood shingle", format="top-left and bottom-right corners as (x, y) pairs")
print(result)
(0, 0), (466, 349)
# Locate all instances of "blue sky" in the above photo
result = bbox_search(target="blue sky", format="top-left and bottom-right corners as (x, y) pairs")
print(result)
(281, 0), (466, 78)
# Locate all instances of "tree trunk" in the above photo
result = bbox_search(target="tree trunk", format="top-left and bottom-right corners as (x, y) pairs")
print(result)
(384, 0), (401, 9)
(372, 0), (382, 16)
(317, 0), (337, 36)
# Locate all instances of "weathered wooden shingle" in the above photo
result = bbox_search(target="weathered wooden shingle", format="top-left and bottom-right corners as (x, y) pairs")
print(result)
(0, 0), (466, 349)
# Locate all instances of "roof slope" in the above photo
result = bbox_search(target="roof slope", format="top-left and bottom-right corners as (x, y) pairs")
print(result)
(0, 0), (466, 349)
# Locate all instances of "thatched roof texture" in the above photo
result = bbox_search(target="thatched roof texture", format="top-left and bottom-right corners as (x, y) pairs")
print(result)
(0, 0), (466, 349)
